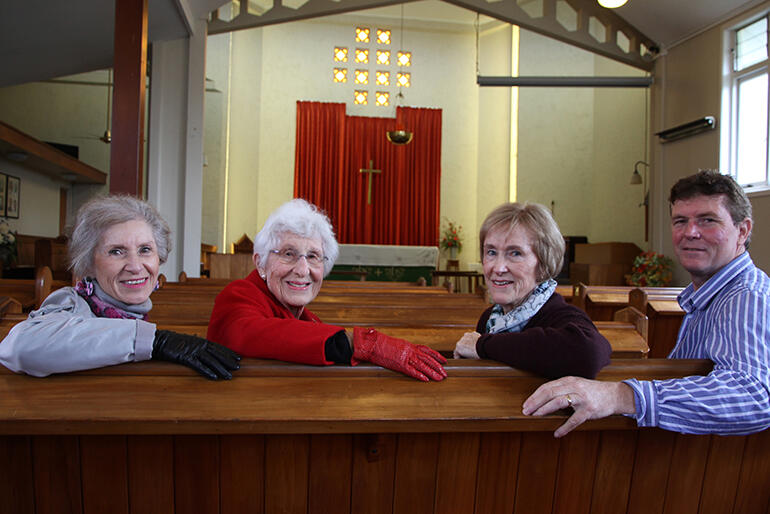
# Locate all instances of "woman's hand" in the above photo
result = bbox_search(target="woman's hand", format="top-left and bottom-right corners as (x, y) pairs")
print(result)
(352, 327), (447, 382)
(453, 332), (481, 359)
(152, 330), (241, 380)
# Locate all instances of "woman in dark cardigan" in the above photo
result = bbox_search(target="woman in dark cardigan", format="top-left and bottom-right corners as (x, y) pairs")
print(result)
(453, 202), (611, 379)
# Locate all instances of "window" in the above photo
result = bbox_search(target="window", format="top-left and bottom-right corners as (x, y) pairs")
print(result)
(333, 26), (413, 108)
(722, 15), (770, 189)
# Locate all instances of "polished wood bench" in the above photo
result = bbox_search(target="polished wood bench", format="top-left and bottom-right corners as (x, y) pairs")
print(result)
(1, 358), (767, 514)
(629, 288), (685, 358)
(0, 266), (54, 311)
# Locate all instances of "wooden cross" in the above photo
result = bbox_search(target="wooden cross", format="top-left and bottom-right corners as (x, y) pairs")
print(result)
(359, 159), (382, 205)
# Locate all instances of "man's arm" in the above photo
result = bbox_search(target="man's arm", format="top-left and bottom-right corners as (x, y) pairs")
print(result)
(522, 377), (636, 437)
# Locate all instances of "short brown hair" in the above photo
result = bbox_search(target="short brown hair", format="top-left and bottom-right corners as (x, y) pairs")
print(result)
(479, 202), (565, 282)
(669, 170), (752, 248)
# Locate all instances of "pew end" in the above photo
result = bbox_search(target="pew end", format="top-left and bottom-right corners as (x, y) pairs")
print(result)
(613, 305), (648, 345)
(0, 296), (22, 316)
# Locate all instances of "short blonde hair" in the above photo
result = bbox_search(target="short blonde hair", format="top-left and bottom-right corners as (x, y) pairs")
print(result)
(479, 202), (565, 282)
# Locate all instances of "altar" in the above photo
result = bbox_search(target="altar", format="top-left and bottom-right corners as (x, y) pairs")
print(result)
(330, 244), (439, 282)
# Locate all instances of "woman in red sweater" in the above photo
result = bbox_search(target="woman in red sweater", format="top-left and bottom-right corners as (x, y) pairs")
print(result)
(207, 199), (446, 382)
(453, 202), (611, 379)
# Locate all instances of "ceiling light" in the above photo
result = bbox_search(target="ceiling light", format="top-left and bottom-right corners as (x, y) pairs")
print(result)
(598, 0), (627, 8)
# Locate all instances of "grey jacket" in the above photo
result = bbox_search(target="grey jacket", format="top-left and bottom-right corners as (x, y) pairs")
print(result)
(0, 287), (155, 376)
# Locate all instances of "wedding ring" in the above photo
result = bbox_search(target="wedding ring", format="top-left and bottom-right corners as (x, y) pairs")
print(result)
(565, 394), (573, 408)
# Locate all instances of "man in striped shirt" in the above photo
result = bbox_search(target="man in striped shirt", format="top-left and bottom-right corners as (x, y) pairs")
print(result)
(523, 170), (770, 436)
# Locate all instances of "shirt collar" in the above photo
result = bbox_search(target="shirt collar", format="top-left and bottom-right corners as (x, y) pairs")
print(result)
(677, 252), (752, 313)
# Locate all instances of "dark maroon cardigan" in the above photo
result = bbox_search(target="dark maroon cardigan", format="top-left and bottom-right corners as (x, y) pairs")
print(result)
(475, 293), (611, 379)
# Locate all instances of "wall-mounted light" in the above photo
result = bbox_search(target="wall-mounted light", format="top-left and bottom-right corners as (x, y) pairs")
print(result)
(630, 160), (649, 206)
(655, 116), (716, 143)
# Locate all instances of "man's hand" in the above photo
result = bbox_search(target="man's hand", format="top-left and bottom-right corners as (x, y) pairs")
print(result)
(453, 332), (481, 359)
(522, 377), (636, 437)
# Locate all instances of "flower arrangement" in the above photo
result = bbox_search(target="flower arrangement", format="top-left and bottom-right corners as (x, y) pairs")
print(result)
(626, 251), (673, 287)
(439, 219), (463, 254)
(0, 220), (17, 270)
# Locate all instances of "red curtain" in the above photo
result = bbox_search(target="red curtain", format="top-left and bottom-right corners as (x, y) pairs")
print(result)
(294, 101), (441, 246)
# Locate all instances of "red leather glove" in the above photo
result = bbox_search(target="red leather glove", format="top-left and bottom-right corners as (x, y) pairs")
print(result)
(351, 327), (448, 382)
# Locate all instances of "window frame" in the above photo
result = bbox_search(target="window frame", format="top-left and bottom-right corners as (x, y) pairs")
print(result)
(721, 13), (770, 194)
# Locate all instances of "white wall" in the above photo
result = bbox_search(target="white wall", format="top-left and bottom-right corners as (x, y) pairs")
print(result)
(212, 13), (482, 266)
(0, 158), (62, 236)
(650, 0), (770, 281)
(517, 29), (647, 251)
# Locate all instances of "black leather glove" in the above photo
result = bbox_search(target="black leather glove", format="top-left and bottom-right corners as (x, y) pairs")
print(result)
(152, 330), (241, 380)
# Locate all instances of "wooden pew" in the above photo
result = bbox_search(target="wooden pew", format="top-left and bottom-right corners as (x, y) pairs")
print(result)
(0, 266), (54, 311)
(2, 358), (767, 514)
(573, 284), (684, 357)
(574, 284), (682, 321)
(629, 288), (684, 358)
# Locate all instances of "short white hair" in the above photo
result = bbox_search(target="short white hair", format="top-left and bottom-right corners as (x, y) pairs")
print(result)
(253, 199), (339, 276)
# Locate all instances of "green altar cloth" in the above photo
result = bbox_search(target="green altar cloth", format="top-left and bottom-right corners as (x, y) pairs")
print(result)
(329, 244), (439, 282)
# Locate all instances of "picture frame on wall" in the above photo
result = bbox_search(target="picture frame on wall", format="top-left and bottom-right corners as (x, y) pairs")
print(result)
(5, 175), (20, 219)
(0, 173), (6, 218)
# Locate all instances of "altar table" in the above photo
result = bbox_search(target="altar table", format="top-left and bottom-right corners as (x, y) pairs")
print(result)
(330, 244), (439, 282)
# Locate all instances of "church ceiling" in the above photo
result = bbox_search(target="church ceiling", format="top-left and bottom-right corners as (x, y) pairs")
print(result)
(208, 0), (657, 70)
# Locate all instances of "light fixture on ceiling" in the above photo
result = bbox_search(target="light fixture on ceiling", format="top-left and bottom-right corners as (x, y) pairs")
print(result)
(598, 0), (628, 8)
(386, 4), (413, 146)
(5, 151), (29, 162)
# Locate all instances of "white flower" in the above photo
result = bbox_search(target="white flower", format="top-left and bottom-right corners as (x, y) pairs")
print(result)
(0, 221), (9, 235)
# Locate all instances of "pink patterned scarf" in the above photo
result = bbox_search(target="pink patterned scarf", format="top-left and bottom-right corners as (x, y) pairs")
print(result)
(74, 278), (152, 321)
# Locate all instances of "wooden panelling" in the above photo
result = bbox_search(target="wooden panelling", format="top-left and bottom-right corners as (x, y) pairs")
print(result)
(698, 435), (745, 514)
(733, 429), (770, 514)
(0, 359), (767, 514)
(0, 436), (34, 514)
(475, 432), (521, 514)
(626, 429), (676, 514)
(265, 435), (309, 514)
(393, 433), (440, 514)
(127, 436), (174, 514)
(434, 433), (480, 514)
(309, 434), (352, 514)
(351, 434), (397, 514)
(663, 434), (711, 514)
(221, 435), (265, 514)
(552, 431), (599, 514)
(175, 436), (220, 514)
(514, 432), (561, 514)
(590, 431), (637, 514)
(81, 435), (129, 514)
(33, 435), (83, 514)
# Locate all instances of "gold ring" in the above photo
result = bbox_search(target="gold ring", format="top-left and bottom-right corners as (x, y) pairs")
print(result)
(566, 394), (573, 408)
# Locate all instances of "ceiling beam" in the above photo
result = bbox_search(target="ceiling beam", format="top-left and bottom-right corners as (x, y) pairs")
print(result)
(207, 0), (658, 70)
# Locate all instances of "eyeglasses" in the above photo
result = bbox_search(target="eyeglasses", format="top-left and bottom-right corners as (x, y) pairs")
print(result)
(270, 248), (327, 268)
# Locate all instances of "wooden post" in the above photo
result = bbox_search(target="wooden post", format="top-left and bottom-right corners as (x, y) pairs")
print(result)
(110, 0), (148, 196)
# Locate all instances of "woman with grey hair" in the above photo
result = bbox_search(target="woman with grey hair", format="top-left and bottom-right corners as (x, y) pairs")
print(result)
(453, 202), (611, 379)
(207, 198), (447, 381)
(0, 195), (240, 379)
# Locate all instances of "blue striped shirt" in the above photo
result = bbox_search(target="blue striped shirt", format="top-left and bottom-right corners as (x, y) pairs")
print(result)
(624, 252), (770, 435)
